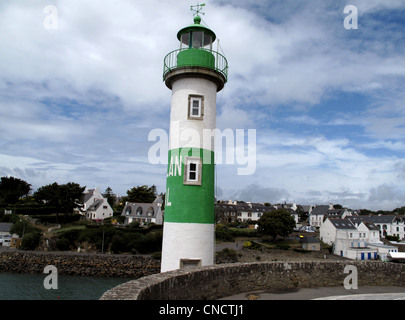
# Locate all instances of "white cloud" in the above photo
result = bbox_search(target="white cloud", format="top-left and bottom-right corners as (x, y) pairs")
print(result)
(0, 1), (404, 210)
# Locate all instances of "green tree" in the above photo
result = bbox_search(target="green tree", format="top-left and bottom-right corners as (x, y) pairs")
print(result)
(34, 182), (85, 223)
(125, 185), (157, 203)
(393, 206), (405, 215)
(0, 176), (31, 204)
(257, 209), (296, 241)
(103, 187), (117, 208)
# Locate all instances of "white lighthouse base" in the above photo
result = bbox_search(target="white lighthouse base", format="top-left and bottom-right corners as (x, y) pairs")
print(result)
(160, 222), (215, 273)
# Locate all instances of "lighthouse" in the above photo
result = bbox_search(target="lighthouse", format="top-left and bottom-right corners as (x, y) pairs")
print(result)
(161, 5), (228, 273)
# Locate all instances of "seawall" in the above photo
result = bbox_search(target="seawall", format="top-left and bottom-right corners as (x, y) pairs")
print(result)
(0, 250), (160, 278)
(101, 261), (405, 300)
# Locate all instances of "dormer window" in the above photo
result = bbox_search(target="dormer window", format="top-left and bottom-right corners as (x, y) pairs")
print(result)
(147, 207), (154, 217)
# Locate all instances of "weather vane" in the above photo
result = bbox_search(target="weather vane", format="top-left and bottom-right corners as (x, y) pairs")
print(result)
(190, 3), (206, 17)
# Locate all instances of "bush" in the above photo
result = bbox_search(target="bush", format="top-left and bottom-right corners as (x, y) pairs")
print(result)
(215, 224), (234, 242)
(215, 248), (239, 264)
(56, 237), (71, 251)
(138, 230), (162, 253)
(243, 241), (252, 248)
(110, 235), (126, 253)
(276, 244), (290, 250)
(21, 232), (41, 250)
(386, 235), (400, 242)
(293, 248), (310, 253)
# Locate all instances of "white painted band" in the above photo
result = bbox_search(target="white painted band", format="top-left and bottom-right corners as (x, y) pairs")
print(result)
(169, 77), (217, 151)
(160, 222), (215, 273)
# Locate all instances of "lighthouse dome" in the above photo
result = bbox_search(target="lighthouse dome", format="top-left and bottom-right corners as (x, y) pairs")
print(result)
(177, 15), (216, 49)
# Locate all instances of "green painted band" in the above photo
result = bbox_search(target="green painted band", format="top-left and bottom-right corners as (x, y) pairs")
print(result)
(165, 148), (215, 224)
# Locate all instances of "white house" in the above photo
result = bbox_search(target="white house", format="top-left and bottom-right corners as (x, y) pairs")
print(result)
(0, 223), (20, 247)
(348, 215), (405, 240)
(320, 218), (377, 260)
(320, 218), (399, 260)
(238, 203), (268, 222)
(310, 205), (353, 228)
(82, 188), (113, 221)
(309, 205), (330, 228)
(121, 195), (164, 226)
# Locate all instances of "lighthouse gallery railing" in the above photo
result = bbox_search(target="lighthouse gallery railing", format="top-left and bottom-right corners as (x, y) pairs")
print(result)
(163, 48), (228, 82)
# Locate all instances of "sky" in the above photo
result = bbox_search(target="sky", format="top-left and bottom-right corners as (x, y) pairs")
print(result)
(1, 0), (405, 210)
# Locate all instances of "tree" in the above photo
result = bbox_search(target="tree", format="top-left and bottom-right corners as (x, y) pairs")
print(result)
(103, 187), (117, 208)
(257, 209), (296, 241)
(34, 182), (85, 223)
(125, 185), (157, 203)
(0, 176), (31, 204)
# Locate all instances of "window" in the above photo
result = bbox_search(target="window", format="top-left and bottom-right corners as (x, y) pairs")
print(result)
(136, 206), (143, 216)
(184, 157), (202, 185)
(188, 95), (204, 120)
(192, 32), (203, 48)
(147, 207), (154, 217)
(180, 33), (190, 49)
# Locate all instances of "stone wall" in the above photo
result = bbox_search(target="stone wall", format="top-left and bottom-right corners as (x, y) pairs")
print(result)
(101, 261), (405, 300)
(0, 250), (160, 278)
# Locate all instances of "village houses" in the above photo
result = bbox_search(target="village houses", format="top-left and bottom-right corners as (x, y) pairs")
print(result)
(215, 201), (299, 226)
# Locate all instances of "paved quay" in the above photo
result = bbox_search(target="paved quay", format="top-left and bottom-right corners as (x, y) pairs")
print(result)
(220, 286), (405, 300)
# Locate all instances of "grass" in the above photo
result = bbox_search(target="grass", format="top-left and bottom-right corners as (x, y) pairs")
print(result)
(259, 238), (301, 249)
(51, 225), (86, 234)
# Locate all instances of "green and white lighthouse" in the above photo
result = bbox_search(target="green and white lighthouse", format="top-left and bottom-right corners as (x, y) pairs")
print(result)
(161, 5), (228, 273)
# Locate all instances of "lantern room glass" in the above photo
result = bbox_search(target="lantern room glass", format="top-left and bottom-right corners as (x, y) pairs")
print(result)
(180, 33), (190, 49)
(180, 31), (213, 50)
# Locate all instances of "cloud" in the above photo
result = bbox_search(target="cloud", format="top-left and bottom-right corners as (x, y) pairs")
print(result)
(0, 0), (404, 211)
(225, 183), (290, 204)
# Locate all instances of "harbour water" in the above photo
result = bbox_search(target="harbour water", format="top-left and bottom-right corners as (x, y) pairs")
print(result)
(0, 272), (132, 300)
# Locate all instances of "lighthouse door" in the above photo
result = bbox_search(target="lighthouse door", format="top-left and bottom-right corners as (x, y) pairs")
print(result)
(180, 259), (202, 270)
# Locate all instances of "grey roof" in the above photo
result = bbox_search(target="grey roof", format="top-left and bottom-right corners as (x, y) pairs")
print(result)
(367, 215), (397, 224)
(122, 202), (160, 218)
(301, 236), (320, 243)
(300, 205), (312, 213)
(87, 199), (104, 211)
(0, 223), (13, 233)
(215, 202), (275, 213)
(311, 205), (330, 216)
(83, 189), (95, 203)
(362, 221), (380, 231)
(347, 215), (397, 225)
(216, 204), (238, 212)
(325, 209), (345, 218)
(328, 218), (356, 229)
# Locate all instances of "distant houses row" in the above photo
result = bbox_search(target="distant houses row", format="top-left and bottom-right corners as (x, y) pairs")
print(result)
(80, 191), (405, 245)
(308, 204), (405, 240)
(215, 201), (299, 225)
(3, 189), (404, 262)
